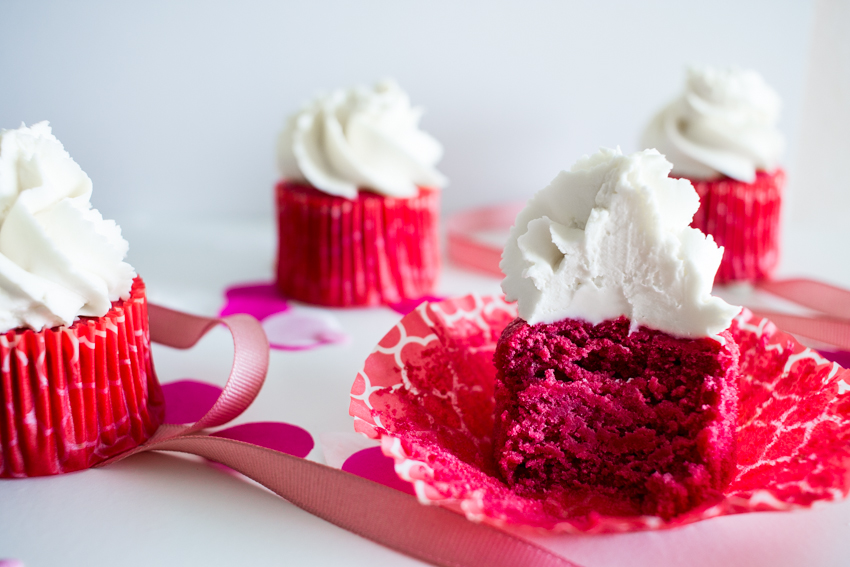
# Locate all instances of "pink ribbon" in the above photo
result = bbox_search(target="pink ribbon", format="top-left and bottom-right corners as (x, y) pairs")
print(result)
(97, 210), (850, 566)
(99, 303), (582, 567)
(748, 279), (850, 351)
(447, 204), (850, 352)
(447, 202), (524, 278)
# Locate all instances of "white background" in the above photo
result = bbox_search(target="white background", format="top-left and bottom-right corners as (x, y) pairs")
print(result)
(0, 0), (817, 229)
(5, 2), (850, 567)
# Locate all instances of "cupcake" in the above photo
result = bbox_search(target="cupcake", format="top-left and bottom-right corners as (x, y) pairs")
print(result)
(275, 79), (446, 307)
(0, 122), (162, 478)
(497, 148), (742, 518)
(641, 66), (785, 284)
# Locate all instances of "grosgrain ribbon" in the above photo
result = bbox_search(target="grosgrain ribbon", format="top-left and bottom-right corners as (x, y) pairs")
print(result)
(749, 279), (850, 351)
(447, 204), (850, 352)
(447, 202), (524, 278)
(98, 303), (582, 567)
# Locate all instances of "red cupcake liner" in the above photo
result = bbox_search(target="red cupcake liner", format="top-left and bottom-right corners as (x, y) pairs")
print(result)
(275, 181), (440, 307)
(689, 169), (785, 285)
(350, 295), (850, 533)
(0, 278), (164, 478)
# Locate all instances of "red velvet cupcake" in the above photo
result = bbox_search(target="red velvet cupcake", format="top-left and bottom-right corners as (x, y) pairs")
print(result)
(642, 66), (786, 284)
(275, 181), (439, 306)
(497, 148), (742, 518)
(0, 122), (162, 477)
(494, 316), (739, 518)
(275, 80), (446, 307)
(353, 295), (850, 532)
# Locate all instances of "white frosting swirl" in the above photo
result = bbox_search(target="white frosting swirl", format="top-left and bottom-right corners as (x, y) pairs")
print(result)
(0, 122), (136, 332)
(641, 66), (784, 182)
(277, 79), (447, 199)
(500, 148), (739, 339)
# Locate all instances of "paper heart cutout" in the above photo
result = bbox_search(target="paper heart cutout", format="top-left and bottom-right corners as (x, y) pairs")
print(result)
(221, 282), (348, 351)
(819, 349), (850, 369)
(211, 422), (314, 458)
(262, 308), (348, 351)
(388, 295), (446, 316)
(161, 380), (223, 425)
(220, 282), (290, 321)
(341, 446), (416, 495)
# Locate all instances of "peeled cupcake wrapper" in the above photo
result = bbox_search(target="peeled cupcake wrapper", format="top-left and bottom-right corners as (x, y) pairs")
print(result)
(0, 278), (164, 478)
(276, 181), (440, 307)
(350, 295), (850, 533)
(689, 169), (784, 285)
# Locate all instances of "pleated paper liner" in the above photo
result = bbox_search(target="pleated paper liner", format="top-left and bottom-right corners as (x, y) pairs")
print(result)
(0, 277), (164, 478)
(275, 181), (440, 307)
(350, 295), (850, 533)
(689, 169), (784, 285)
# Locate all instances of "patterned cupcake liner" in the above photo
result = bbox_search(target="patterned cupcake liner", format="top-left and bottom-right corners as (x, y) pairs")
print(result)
(689, 169), (784, 285)
(350, 295), (850, 533)
(0, 278), (164, 478)
(275, 181), (440, 307)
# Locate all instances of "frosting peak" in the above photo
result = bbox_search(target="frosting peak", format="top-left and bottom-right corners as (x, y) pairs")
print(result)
(278, 79), (447, 199)
(641, 66), (784, 182)
(500, 147), (739, 339)
(0, 122), (136, 332)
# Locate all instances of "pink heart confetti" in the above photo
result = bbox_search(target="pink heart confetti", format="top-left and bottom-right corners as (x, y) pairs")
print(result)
(341, 446), (416, 495)
(221, 282), (348, 351)
(161, 380), (223, 425)
(262, 307), (348, 351)
(220, 283), (290, 321)
(388, 295), (446, 316)
(211, 422), (314, 458)
(818, 349), (850, 368)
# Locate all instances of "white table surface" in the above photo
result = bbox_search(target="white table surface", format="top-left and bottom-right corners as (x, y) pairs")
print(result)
(2, 215), (849, 567)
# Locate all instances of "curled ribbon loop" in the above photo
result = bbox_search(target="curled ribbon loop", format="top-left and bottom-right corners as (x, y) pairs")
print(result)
(96, 306), (270, 465)
(96, 303), (583, 567)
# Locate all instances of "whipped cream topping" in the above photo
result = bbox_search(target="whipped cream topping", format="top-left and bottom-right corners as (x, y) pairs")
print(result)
(641, 66), (784, 183)
(500, 148), (740, 339)
(0, 122), (136, 332)
(277, 79), (447, 199)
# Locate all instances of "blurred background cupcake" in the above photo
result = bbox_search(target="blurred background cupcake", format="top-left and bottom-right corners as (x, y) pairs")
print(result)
(641, 66), (785, 284)
(275, 79), (446, 306)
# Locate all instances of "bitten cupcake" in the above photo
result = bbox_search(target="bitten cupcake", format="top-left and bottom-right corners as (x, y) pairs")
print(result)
(641, 66), (785, 284)
(497, 148), (742, 518)
(275, 79), (446, 307)
(0, 122), (163, 478)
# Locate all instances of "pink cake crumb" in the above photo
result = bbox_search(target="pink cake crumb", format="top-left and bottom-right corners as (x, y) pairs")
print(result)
(494, 316), (739, 519)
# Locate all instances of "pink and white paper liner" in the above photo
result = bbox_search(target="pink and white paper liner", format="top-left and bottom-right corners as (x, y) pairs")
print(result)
(350, 295), (850, 533)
